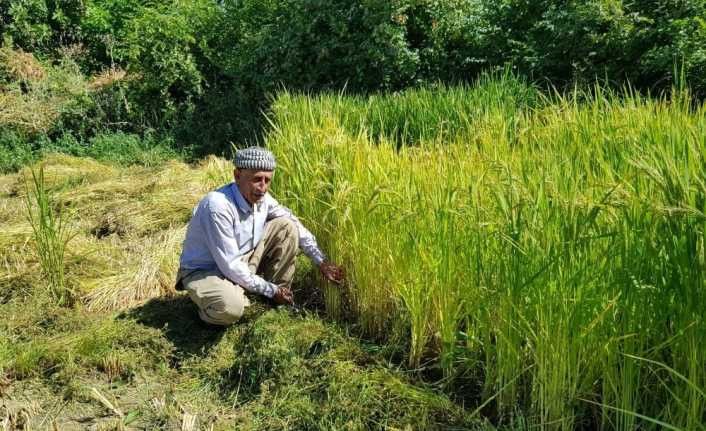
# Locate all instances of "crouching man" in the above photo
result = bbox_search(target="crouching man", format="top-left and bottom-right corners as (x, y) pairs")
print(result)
(176, 146), (344, 325)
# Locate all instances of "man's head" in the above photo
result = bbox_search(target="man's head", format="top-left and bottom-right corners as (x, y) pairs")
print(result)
(233, 147), (276, 205)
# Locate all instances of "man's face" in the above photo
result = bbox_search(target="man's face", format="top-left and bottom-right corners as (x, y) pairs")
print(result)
(234, 168), (274, 205)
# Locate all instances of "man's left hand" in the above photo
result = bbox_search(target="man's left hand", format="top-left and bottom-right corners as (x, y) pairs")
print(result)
(319, 261), (344, 284)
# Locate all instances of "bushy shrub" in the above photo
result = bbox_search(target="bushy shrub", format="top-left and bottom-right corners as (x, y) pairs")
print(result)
(392, 0), (486, 83)
(474, 0), (706, 92)
(117, 0), (218, 129)
(213, 0), (420, 93)
(1, 0), (85, 54)
(0, 129), (36, 173)
(78, 0), (145, 69)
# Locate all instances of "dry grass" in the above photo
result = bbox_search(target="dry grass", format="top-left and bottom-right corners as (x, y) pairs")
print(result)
(88, 68), (127, 90)
(0, 47), (128, 134)
(0, 47), (46, 82)
(82, 226), (185, 311)
(0, 154), (232, 312)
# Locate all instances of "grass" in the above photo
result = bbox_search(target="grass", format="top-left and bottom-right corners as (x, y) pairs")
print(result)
(1, 73), (704, 429)
(0, 153), (484, 429)
(24, 165), (74, 305)
(214, 310), (479, 429)
(266, 74), (706, 429)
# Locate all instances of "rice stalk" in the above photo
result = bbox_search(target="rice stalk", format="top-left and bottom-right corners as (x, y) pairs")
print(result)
(23, 166), (74, 306)
(83, 227), (185, 311)
(266, 76), (706, 428)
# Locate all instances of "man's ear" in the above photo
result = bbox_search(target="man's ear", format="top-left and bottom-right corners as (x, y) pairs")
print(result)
(233, 168), (240, 184)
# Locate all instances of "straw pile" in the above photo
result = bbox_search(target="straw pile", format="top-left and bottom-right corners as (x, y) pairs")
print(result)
(0, 153), (234, 311)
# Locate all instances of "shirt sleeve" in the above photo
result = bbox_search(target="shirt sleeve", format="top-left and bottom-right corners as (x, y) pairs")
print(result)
(202, 208), (278, 298)
(265, 195), (327, 266)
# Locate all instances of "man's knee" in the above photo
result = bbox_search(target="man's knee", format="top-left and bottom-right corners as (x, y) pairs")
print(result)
(204, 286), (249, 325)
(220, 291), (246, 323)
(200, 300), (243, 326)
(270, 217), (298, 238)
(186, 273), (249, 326)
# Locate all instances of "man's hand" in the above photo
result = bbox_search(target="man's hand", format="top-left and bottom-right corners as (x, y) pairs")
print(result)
(273, 287), (294, 305)
(319, 260), (344, 284)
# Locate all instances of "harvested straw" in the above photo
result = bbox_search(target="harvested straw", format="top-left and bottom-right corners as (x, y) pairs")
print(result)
(0, 154), (232, 312)
(0, 47), (46, 82)
(83, 226), (185, 311)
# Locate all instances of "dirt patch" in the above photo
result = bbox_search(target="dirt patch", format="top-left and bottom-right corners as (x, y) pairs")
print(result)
(90, 215), (132, 239)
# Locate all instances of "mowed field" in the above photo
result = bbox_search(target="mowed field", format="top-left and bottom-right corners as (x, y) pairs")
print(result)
(1, 75), (705, 429)
(0, 156), (480, 429)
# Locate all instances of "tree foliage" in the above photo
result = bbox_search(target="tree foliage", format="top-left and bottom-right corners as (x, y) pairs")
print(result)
(1, 0), (704, 154)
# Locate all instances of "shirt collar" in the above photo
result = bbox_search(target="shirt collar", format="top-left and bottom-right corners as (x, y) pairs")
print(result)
(231, 183), (254, 214)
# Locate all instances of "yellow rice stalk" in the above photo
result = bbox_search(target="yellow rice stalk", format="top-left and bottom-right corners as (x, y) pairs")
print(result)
(0, 154), (233, 312)
(82, 226), (185, 311)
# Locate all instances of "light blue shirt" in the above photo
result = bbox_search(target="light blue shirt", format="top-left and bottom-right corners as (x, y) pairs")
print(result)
(179, 183), (326, 298)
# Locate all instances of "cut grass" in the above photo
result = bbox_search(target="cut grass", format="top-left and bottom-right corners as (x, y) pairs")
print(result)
(0, 153), (486, 429)
(1, 154), (220, 311)
(184, 309), (482, 430)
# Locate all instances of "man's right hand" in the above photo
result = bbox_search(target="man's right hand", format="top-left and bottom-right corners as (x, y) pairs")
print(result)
(273, 287), (294, 305)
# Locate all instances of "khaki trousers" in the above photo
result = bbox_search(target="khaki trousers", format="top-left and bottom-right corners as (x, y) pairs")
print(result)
(179, 217), (298, 325)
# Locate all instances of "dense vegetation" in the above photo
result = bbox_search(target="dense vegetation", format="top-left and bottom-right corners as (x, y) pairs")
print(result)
(0, 155), (481, 429)
(268, 74), (706, 429)
(2, 0), (706, 169)
(2, 1), (705, 429)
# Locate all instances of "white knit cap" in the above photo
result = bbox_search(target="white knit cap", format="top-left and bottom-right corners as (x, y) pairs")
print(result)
(234, 146), (276, 171)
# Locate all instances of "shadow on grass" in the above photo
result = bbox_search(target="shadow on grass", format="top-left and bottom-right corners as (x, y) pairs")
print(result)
(120, 294), (225, 365)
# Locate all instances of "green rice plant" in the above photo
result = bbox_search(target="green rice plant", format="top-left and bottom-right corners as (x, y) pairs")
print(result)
(266, 75), (706, 429)
(24, 165), (75, 306)
(1, 77), (703, 427)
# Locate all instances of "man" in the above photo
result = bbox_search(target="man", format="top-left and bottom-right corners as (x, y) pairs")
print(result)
(176, 146), (344, 325)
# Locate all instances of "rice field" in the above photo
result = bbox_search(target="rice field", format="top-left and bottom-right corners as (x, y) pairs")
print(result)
(1, 73), (704, 429)
(267, 74), (706, 429)
(0, 154), (479, 429)
(0, 154), (232, 312)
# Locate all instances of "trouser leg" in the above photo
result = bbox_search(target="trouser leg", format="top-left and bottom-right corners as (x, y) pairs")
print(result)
(247, 217), (299, 290)
(180, 218), (297, 325)
(182, 268), (250, 326)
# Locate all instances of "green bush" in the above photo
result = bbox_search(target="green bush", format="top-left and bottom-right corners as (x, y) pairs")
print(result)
(0, 130), (36, 173)
(117, 0), (218, 129)
(474, 0), (706, 93)
(1, 0), (85, 54)
(213, 0), (420, 93)
(79, 0), (145, 69)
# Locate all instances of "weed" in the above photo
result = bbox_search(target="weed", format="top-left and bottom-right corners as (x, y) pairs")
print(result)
(24, 165), (74, 306)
